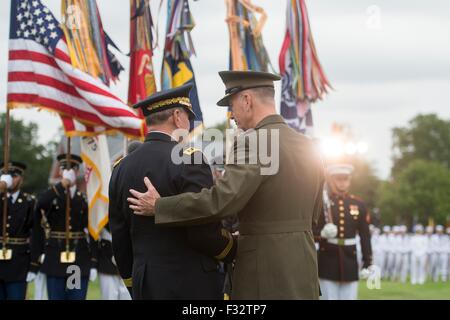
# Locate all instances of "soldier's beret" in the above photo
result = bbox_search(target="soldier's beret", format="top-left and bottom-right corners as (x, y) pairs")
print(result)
(217, 70), (281, 107)
(132, 83), (196, 120)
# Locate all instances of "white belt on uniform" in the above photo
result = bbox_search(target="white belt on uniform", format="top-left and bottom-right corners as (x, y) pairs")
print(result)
(327, 238), (357, 246)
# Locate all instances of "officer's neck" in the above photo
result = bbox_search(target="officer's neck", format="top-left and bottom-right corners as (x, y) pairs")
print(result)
(148, 125), (178, 142)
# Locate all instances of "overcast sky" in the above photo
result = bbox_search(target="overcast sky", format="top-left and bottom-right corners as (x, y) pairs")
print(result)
(1, 0), (450, 179)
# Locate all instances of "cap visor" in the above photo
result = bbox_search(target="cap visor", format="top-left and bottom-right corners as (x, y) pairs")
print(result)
(216, 95), (231, 107)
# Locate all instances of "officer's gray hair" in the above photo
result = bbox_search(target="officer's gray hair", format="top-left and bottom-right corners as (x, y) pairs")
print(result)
(249, 86), (275, 103)
(146, 107), (184, 126)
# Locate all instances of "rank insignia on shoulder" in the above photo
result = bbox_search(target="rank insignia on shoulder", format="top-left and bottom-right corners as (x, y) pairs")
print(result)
(183, 147), (201, 156)
(113, 157), (123, 168)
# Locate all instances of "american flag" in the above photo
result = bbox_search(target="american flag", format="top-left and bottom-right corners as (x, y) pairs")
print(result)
(7, 0), (144, 138)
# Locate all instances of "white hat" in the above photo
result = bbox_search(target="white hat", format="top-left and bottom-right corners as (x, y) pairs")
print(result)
(425, 226), (434, 233)
(435, 225), (444, 232)
(414, 224), (424, 232)
(400, 225), (407, 233)
(393, 225), (400, 233)
(383, 225), (391, 233)
(326, 164), (354, 176)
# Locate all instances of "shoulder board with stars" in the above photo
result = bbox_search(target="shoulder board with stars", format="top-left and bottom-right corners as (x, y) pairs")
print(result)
(183, 147), (202, 156)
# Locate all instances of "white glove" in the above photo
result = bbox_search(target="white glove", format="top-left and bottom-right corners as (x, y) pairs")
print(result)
(62, 169), (76, 185)
(321, 223), (338, 239)
(89, 268), (98, 282)
(39, 254), (46, 264)
(26, 272), (37, 283)
(0, 174), (13, 189)
(360, 268), (371, 280)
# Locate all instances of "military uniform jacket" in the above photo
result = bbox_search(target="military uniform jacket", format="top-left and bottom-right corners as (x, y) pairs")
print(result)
(35, 183), (95, 278)
(108, 132), (236, 300)
(315, 192), (372, 282)
(0, 191), (40, 282)
(155, 115), (325, 300)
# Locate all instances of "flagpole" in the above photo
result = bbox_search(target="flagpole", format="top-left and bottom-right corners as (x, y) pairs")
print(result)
(123, 136), (128, 157)
(2, 106), (11, 259)
(64, 137), (72, 260)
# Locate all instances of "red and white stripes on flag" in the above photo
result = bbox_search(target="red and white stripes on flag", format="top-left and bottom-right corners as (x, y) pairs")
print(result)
(7, 38), (144, 138)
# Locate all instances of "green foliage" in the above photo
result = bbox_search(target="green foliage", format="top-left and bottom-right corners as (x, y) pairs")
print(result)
(392, 114), (450, 176)
(0, 113), (57, 194)
(377, 159), (450, 226)
(376, 114), (450, 226)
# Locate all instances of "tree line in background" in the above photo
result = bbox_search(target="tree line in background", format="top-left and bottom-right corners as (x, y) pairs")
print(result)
(0, 113), (57, 193)
(1, 113), (449, 227)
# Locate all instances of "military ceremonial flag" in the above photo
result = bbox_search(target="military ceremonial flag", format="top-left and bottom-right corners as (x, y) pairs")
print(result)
(224, 0), (271, 122)
(128, 0), (157, 106)
(161, 0), (203, 133)
(80, 135), (111, 240)
(279, 0), (331, 136)
(7, 0), (144, 138)
(60, 0), (125, 239)
(225, 0), (271, 72)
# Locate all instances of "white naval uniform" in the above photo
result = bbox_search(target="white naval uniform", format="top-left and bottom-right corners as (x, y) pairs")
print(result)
(432, 234), (449, 282)
(98, 229), (131, 300)
(385, 233), (396, 279)
(410, 234), (428, 285)
(426, 234), (438, 280)
(371, 232), (384, 273)
(397, 234), (411, 283)
(391, 234), (403, 281)
(377, 233), (389, 278)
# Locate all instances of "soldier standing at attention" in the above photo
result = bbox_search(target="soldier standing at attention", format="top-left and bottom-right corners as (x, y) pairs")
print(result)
(127, 71), (325, 300)
(315, 163), (372, 300)
(0, 161), (40, 300)
(410, 224), (428, 285)
(33, 154), (97, 300)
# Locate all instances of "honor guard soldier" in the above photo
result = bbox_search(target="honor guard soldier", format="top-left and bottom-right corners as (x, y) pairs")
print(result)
(34, 154), (97, 300)
(316, 163), (373, 300)
(109, 84), (236, 300)
(0, 161), (40, 300)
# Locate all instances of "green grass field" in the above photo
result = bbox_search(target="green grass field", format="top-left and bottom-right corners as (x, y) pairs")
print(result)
(358, 280), (450, 300)
(26, 279), (450, 300)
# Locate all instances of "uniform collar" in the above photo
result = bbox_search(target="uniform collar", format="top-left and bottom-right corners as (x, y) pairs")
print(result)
(7, 190), (20, 203)
(69, 185), (77, 199)
(255, 114), (286, 129)
(145, 131), (177, 143)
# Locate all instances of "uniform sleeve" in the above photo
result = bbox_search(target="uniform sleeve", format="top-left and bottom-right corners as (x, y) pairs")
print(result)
(358, 202), (373, 268)
(108, 167), (133, 286)
(29, 197), (44, 273)
(177, 154), (237, 262)
(155, 140), (266, 226)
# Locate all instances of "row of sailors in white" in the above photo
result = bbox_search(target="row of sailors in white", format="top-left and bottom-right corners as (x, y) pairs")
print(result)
(366, 224), (450, 284)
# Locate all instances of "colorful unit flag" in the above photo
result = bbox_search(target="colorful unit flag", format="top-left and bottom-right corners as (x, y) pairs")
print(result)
(279, 0), (331, 136)
(128, 0), (157, 106)
(7, 0), (144, 138)
(225, 0), (271, 72)
(161, 0), (203, 132)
